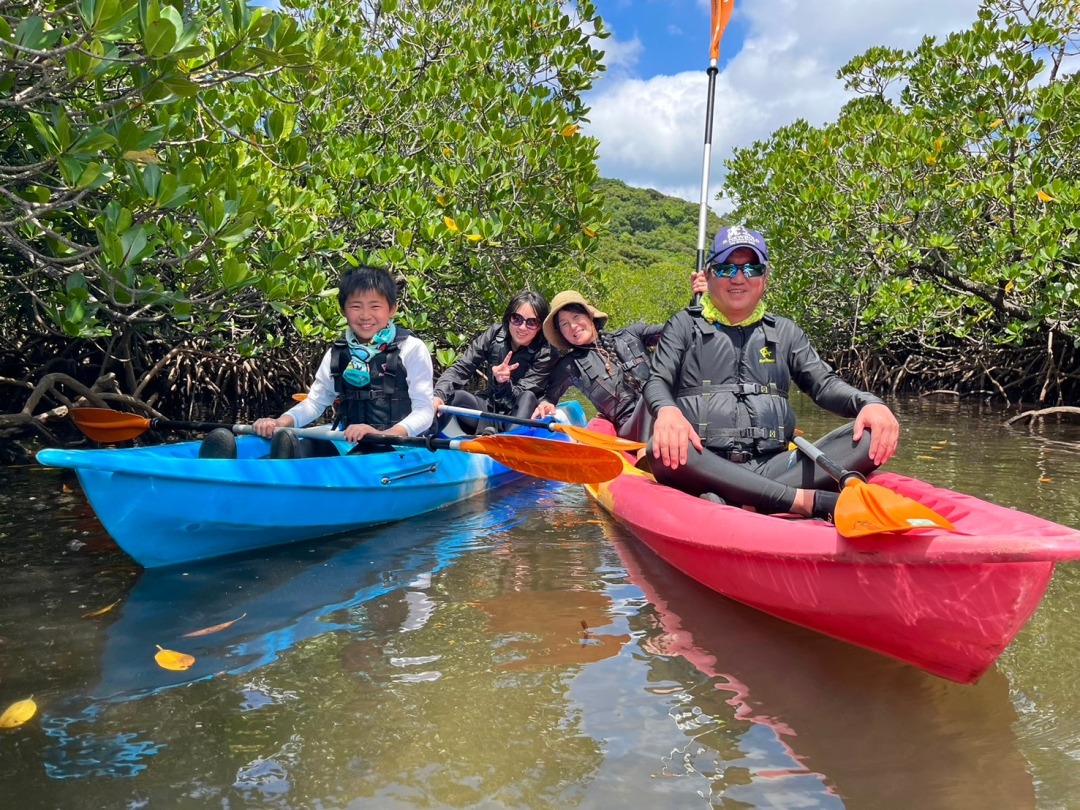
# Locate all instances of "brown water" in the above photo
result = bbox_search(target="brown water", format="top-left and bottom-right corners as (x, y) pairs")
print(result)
(1, 396), (1079, 808)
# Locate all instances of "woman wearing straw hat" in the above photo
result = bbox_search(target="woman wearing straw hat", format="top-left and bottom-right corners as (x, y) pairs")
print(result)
(531, 291), (668, 442)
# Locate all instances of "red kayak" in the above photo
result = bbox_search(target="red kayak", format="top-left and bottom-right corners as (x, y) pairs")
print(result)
(584, 418), (1080, 683)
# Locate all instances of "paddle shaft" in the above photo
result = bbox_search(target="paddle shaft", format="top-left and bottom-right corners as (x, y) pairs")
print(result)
(791, 434), (866, 488)
(143, 420), (347, 442)
(438, 405), (559, 433)
(236, 425), (474, 451)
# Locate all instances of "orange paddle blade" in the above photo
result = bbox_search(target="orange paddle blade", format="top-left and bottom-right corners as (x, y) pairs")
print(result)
(555, 424), (645, 452)
(460, 435), (622, 484)
(70, 408), (154, 442)
(834, 479), (956, 539)
(710, 0), (735, 61)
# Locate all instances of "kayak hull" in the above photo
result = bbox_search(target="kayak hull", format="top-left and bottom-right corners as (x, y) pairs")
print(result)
(583, 418), (1080, 683)
(38, 403), (585, 568)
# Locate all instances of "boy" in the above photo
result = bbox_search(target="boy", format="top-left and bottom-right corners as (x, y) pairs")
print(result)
(251, 265), (434, 457)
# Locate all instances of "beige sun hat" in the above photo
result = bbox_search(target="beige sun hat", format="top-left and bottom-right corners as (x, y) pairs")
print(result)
(543, 290), (609, 352)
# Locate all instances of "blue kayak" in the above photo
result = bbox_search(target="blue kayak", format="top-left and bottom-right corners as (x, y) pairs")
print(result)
(36, 402), (586, 568)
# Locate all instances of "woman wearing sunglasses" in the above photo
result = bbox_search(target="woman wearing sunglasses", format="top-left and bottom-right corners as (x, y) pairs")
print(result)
(432, 290), (552, 435)
(644, 225), (900, 520)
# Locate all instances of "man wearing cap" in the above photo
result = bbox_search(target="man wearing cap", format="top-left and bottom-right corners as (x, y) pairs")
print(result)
(644, 226), (900, 519)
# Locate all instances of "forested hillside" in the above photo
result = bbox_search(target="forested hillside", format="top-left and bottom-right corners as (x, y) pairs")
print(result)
(589, 179), (722, 328)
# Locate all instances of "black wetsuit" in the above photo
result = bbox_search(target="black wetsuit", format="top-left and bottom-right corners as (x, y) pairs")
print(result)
(644, 308), (884, 513)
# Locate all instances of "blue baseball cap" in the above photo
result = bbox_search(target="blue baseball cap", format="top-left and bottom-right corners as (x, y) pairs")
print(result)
(708, 226), (768, 264)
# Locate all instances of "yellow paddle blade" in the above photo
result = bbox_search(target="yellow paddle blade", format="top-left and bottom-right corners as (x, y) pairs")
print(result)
(0, 697), (37, 729)
(834, 479), (956, 539)
(556, 423), (645, 452)
(461, 435), (622, 484)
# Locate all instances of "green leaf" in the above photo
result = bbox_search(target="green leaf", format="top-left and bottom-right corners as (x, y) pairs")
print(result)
(14, 16), (45, 49)
(70, 127), (116, 156)
(75, 162), (103, 189)
(144, 18), (177, 57)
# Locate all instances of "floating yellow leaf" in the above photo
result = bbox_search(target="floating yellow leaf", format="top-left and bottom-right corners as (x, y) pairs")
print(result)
(1036, 190), (1056, 202)
(990, 118), (1004, 129)
(1039, 477), (1053, 483)
(560, 124), (579, 137)
(62, 483), (73, 493)
(182, 612), (248, 638)
(154, 645), (195, 671)
(443, 216), (459, 232)
(930, 445), (945, 451)
(82, 599), (121, 618)
(917, 455), (936, 460)
(0, 697), (37, 729)
(465, 233), (482, 242)
(122, 148), (159, 164)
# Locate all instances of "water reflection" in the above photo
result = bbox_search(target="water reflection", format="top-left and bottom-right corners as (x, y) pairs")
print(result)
(5, 398), (1080, 808)
(605, 519), (1037, 809)
(23, 480), (627, 807)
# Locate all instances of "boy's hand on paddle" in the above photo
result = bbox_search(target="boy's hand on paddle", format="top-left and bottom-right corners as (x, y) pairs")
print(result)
(492, 352), (518, 385)
(853, 403), (900, 465)
(253, 416), (290, 438)
(651, 406), (702, 469)
(343, 423), (382, 443)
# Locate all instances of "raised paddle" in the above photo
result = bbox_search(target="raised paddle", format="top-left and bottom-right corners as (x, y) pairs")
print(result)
(68, 408), (621, 485)
(790, 434), (955, 538)
(437, 404), (646, 452)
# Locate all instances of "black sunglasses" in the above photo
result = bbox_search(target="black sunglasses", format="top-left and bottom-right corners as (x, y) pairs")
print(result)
(709, 262), (767, 279)
(509, 313), (541, 330)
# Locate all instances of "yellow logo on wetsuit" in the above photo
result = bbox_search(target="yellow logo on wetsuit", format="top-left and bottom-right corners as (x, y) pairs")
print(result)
(759, 346), (775, 364)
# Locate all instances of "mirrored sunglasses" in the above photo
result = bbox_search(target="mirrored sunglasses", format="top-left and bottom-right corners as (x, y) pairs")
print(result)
(709, 262), (767, 279)
(509, 313), (541, 330)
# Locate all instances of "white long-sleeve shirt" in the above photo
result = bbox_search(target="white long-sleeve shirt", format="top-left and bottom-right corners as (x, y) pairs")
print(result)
(284, 335), (435, 437)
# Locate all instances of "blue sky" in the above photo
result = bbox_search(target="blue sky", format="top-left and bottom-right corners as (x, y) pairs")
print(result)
(594, 0), (747, 77)
(584, 0), (986, 211)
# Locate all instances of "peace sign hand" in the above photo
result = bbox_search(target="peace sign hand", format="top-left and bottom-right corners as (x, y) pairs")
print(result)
(492, 352), (519, 385)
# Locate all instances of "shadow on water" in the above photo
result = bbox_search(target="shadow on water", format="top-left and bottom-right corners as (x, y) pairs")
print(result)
(588, 510), (1038, 810)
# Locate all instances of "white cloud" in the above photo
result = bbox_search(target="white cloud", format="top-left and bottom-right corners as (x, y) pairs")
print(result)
(585, 0), (984, 212)
(599, 33), (645, 74)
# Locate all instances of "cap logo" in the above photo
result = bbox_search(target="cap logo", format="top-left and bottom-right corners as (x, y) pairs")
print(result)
(721, 225), (756, 247)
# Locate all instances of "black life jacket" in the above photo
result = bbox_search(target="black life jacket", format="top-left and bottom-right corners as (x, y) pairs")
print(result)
(483, 327), (545, 411)
(330, 328), (414, 430)
(676, 312), (793, 454)
(568, 330), (651, 429)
